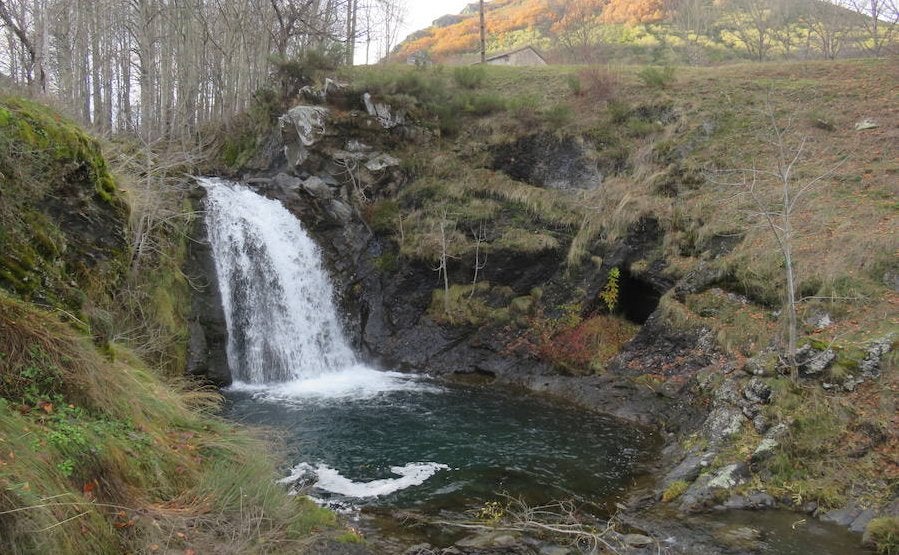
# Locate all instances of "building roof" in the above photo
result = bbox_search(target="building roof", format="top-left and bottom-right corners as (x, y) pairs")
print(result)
(484, 45), (547, 64)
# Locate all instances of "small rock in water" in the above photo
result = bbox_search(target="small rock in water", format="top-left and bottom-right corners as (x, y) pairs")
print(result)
(539, 545), (572, 555)
(714, 525), (763, 551)
(455, 531), (520, 549)
(622, 533), (654, 547)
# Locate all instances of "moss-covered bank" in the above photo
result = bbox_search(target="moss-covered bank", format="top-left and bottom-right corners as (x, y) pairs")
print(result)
(0, 94), (346, 554)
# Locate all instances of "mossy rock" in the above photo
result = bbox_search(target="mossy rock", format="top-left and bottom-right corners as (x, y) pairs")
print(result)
(0, 96), (128, 312)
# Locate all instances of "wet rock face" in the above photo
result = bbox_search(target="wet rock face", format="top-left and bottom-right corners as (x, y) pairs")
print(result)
(491, 133), (602, 190)
(184, 190), (230, 386)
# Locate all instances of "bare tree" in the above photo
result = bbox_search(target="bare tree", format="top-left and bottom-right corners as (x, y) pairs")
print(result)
(434, 209), (456, 314)
(803, 0), (852, 59)
(0, 0), (360, 135)
(667, 0), (717, 64)
(846, 0), (899, 56)
(723, 0), (778, 61)
(470, 222), (488, 292)
(0, 0), (46, 91)
(548, 0), (606, 63)
(479, 0), (486, 63)
(723, 98), (845, 380)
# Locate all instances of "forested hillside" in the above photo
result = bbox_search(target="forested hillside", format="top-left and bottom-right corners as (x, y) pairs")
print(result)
(394, 0), (898, 64)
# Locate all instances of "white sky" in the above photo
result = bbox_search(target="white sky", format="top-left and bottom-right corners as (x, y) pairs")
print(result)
(402, 1), (474, 37)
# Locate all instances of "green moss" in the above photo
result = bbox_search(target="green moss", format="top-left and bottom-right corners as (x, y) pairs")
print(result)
(369, 200), (401, 234)
(374, 251), (399, 273)
(335, 531), (365, 544)
(0, 96), (127, 314)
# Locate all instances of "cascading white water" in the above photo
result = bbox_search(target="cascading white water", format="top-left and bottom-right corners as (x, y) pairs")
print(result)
(201, 177), (356, 384)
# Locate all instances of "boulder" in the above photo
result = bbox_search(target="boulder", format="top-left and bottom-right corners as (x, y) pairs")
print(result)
(743, 378), (772, 404)
(796, 343), (836, 376)
(674, 263), (729, 300)
(365, 153), (401, 172)
(859, 334), (895, 376)
(855, 119), (878, 130)
(703, 406), (744, 445)
(363, 93), (405, 129)
(272, 172), (303, 192)
(279, 105), (329, 167)
(302, 176), (333, 201)
(326, 199), (353, 224)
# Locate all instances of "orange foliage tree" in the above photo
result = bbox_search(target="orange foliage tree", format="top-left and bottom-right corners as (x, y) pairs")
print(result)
(549, 0), (608, 60)
(601, 0), (667, 24)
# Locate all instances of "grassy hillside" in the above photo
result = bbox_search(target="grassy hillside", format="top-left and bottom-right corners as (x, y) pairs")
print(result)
(346, 58), (897, 512)
(0, 94), (347, 554)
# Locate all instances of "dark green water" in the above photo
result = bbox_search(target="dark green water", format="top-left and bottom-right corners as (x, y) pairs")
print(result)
(222, 378), (871, 554)
(223, 378), (655, 514)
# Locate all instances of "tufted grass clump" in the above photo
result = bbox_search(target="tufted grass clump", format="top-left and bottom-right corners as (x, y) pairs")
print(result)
(662, 480), (689, 502)
(453, 65), (487, 89)
(864, 517), (899, 555)
(637, 65), (676, 89)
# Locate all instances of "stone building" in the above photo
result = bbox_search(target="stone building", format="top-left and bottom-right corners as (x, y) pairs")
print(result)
(484, 45), (547, 66)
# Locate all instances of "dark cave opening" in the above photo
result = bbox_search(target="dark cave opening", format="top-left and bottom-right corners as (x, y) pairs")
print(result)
(617, 269), (662, 325)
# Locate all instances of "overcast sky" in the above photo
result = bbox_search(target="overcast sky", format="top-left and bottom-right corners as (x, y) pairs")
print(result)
(402, 1), (473, 38)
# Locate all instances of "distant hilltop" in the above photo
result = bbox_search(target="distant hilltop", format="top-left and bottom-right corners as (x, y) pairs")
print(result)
(391, 0), (893, 65)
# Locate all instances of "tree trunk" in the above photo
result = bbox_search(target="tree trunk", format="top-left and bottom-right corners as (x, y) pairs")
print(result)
(479, 0), (486, 63)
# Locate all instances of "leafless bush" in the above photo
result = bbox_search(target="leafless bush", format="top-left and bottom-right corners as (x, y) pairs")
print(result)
(574, 66), (620, 104)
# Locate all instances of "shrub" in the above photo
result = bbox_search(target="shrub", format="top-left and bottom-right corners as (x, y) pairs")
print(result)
(453, 65), (487, 89)
(271, 49), (342, 97)
(468, 93), (507, 116)
(539, 314), (640, 375)
(637, 65), (676, 89)
(368, 200), (401, 234)
(543, 103), (574, 127)
(600, 267), (621, 312)
(576, 67), (619, 103)
(607, 99), (631, 123)
(566, 74), (582, 96)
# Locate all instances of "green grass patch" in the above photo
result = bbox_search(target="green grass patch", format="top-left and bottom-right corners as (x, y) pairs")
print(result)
(429, 282), (514, 327)
(662, 480), (689, 502)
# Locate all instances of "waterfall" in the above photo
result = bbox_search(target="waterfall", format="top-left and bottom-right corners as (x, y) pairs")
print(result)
(201, 177), (356, 384)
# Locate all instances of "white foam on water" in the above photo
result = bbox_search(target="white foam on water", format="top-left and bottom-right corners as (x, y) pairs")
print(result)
(280, 461), (450, 498)
(228, 364), (439, 401)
